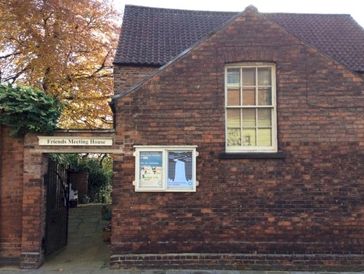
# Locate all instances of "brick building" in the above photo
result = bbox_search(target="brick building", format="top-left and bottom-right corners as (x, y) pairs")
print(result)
(110, 5), (364, 269)
(1, 4), (364, 271)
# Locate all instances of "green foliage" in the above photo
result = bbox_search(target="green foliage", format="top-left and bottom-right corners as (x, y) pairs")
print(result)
(51, 154), (80, 168)
(51, 153), (112, 203)
(0, 84), (62, 136)
(83, 158), (110, 203)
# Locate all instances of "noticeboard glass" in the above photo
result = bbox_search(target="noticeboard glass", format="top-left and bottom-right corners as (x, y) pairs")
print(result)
(167, 151), (193, 190)
(139, 151), (163, 188)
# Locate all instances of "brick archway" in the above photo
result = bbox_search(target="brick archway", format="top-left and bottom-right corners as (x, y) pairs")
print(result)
(0, 127), (122, 268)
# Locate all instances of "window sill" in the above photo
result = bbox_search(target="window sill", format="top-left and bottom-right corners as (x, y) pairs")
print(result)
(219, 151), (285, 159)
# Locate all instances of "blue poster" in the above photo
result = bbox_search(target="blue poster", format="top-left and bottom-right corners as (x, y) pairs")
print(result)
(139, 152), (163, 187)
(167, 151), (193, 190)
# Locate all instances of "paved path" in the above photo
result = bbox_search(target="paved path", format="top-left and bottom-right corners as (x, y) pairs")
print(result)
(1, 204), (110, 273)
(43, 204), (110, 271)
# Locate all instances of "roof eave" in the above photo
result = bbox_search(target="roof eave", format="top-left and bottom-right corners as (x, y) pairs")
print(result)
(113, 62), (163, 67)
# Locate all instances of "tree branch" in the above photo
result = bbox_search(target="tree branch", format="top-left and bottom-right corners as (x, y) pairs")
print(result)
(3, 65), (29, 83)
(0, 51), (21, 59)
(100, 117), (113, 124)
(61, 94), (113, 101)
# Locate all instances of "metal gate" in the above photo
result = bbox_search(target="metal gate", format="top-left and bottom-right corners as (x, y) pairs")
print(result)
(44, 158), (69, 256)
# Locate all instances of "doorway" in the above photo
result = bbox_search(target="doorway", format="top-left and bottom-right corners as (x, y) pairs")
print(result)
(44, 158), (68, 256)
(42, 153), (112, 270)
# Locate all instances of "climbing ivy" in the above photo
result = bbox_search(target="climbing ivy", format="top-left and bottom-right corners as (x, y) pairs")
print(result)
(0, 84), (62, 136)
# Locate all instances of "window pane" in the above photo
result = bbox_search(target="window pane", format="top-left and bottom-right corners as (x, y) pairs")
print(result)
(258, 87), (272, 105)
(139, 151), (163, 188)
(257, 129), (272, 146)
(227, 88), (240, 105)
(242, 68), (256, 86)
(242, 109), (256, 127)
(258, 109), (271, 127)
(227, 68), (240, 86)
(242, 129), (256, 146)
(242, 88), (256, 105)
(227, 129), (241, 146)
(258, 68), (271, 86)
(227, 109), (240, 128)
(167, 151), (193, 190)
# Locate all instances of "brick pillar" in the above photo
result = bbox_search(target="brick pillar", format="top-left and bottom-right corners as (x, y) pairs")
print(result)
(0, 126), (2, 179)
(0, 126), (2, 263)
(20, 134), (48, 269)
(0, 126), (3, 193)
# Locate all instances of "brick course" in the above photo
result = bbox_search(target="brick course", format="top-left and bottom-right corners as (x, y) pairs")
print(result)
(110, 253), (364, 271)
(112, 9), (364, 269)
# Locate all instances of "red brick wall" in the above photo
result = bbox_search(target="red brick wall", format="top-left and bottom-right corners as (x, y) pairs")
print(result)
(113, 65), (159, 95)
(0, 126), (24, 262)
(112, 9), (364, 269)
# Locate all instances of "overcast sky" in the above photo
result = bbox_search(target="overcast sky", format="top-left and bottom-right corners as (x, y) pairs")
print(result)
(114, 0), (364, 27)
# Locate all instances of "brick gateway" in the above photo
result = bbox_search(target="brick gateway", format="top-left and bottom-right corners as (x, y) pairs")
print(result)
(0, 127), (122, 268)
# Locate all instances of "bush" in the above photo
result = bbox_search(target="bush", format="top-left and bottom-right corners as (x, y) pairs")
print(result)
(0, 84), (62, 136)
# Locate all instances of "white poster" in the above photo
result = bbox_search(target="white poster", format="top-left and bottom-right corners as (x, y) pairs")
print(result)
(139, 151), (163, 188)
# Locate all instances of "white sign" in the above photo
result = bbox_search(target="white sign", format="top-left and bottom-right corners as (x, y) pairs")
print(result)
(38, 136), (113, 146)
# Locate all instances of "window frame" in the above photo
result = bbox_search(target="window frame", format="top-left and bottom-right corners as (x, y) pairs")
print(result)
(224, 63), (277, 153)
(134, 145), (198, 192)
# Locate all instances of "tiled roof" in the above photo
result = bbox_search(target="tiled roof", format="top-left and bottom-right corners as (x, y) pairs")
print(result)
(267, 13), (364, 72)
(114, 5), (364, 72)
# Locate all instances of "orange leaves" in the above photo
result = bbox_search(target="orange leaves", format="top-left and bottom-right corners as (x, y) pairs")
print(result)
(0, 0), (121, 128)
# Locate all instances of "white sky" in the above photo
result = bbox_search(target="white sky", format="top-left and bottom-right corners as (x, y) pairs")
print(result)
(114, 0), (364, 27)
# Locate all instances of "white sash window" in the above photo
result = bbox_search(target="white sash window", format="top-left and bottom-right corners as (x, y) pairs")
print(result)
(225, 63), (277, 152)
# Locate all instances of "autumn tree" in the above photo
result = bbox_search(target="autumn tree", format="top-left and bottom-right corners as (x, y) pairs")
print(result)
(0, 0), (120, 128)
